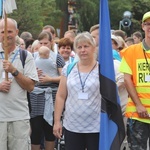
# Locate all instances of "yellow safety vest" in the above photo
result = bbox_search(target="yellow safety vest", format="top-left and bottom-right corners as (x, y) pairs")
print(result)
(120, 43), (150, 123)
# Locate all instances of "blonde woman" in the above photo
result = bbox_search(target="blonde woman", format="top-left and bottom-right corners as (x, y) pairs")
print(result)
(53, 32), (101, 150)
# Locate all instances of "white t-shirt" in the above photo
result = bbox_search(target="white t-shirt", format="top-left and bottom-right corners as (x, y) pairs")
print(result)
(62, 63), (101, 133)
(114, 59), (128, 115)
(54, 43), (58, 54)
(0, 48), (38, 121)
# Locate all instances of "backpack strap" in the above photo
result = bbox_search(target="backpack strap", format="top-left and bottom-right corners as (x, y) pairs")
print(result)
(67, 60), (78, 76)
(19, 49), (27, 68)
(19, 49), (31, 112)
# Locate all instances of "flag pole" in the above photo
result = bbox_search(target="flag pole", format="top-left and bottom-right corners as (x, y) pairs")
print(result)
(4, 11), (8, 81)
(99, 0), (125, 149)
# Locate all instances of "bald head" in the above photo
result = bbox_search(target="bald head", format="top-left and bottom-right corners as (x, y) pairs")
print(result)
(0, 18), (18, 29)
(0, 18), (19, 50)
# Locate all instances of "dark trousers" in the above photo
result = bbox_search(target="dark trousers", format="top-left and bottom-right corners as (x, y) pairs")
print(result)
(64, 129), (99, 150)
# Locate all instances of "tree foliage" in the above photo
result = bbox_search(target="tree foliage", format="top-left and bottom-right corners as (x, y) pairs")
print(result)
(9, 0), (62, 38)
(109, 0), (132, 30)
(130, 0), (150, 35)
(7, 0), (150, 38)
(75, 0), (99, 32)
(41, 0), (62, 29)
(109, 0), (150, 36)
(9, 0), (41, 38)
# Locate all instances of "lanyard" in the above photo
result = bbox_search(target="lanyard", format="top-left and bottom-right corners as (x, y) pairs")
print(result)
(143, 49), (150, 72)
(77, 62), (97, 92)
(0, 49), (20, 63)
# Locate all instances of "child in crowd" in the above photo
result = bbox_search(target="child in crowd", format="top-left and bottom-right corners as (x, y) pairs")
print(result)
(35, 46), (53, 76)
(38, 46), (50, 59)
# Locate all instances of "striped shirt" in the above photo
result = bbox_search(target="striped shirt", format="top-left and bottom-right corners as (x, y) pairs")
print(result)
(30, 53), (65, 118)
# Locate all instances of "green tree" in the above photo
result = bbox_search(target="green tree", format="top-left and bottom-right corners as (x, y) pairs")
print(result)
(109, 0), (150, 36)
(9, 0), (43, 38)
(9, 0), (62, 38)
(56, 0), (99, 33)
(130, 0), (150, 35)
(41, 0), (62, 30)
(109, 0), (132, 30)
(76, 0), (99, 32)
(8, 0), (150, 38)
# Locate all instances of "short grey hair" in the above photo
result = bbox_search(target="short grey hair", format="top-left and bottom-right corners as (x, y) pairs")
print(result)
(10, 18), (18, 29)
(74, 32), (96, 50)
(0, 18), (18, 29)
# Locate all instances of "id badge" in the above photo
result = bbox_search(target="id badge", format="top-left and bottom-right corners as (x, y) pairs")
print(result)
(2, 72), (13, 79)
(78, 92), (88, 100)
(145, 75), (150, 82)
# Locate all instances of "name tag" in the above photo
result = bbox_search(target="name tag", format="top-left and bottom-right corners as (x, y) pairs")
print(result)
(2, 72), (13, 79)
(78, 92), (88, 100)
(145, 75), (150, 82)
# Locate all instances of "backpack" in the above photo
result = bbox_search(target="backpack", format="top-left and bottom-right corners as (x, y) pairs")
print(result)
(67, 60), (78, 76)
(19, 49), (31, 112)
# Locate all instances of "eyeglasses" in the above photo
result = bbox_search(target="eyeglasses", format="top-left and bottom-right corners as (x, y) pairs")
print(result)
(144, 22), (150, 27)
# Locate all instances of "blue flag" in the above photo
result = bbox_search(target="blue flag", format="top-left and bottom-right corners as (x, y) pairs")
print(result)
(0, 0), (2, 16)
(99, 0), (125, 150)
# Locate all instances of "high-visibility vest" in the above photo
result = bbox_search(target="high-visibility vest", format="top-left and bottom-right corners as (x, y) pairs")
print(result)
(122, 43), (150, 123)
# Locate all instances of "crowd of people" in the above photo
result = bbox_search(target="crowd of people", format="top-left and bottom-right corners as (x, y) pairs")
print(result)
(0, 11), (150, 150)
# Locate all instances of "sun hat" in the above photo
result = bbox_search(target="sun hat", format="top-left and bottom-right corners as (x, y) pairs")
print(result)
(111, 35), (121, 47)
(142, 11), (150, 22)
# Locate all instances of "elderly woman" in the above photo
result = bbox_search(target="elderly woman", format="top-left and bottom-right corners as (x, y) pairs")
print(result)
(53, 32), (101, 150)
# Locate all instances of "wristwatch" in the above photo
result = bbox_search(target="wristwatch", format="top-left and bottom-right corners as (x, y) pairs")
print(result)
(11, 70), (19, 76)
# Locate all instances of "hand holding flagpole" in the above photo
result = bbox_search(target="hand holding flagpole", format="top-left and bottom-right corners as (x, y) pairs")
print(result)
(1, 0), (17, 81)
